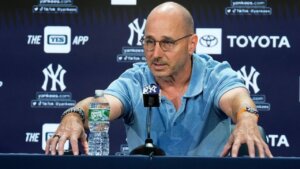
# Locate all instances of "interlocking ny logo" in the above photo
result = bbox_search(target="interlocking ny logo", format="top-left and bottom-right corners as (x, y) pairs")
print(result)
(41, 64), (66, 91)
(127, 18), (146, 46)
(237, 66), (260, 94)
(143, 84), (159, 94)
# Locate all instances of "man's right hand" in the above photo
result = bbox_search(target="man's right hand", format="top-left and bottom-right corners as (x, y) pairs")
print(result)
(45, 113), (88, 155)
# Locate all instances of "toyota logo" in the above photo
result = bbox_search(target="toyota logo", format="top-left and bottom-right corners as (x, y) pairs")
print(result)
(199, 35), (218, 47)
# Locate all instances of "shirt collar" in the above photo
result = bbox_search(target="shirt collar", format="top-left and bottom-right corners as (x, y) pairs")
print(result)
(184, 54), (204, 97)
(145, 53), (205, 97)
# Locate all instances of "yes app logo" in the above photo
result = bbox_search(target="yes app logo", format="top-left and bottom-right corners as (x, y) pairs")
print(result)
(44, 26), (71, 53)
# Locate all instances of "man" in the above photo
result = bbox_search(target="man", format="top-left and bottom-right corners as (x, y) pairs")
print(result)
(45, 1), (272, 157)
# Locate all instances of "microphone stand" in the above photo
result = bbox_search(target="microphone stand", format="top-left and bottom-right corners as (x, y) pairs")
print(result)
(130, 97), (165, 156)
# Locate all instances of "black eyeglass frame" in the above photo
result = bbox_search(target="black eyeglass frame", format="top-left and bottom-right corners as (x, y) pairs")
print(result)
(140, 34), (193, 52)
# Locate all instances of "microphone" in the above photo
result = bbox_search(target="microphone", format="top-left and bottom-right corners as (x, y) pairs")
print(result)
(129, 84), (165, 156)
(143, 83), (160, 107)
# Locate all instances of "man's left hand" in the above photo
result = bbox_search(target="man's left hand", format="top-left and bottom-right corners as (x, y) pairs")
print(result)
(220, 114), (273, 158)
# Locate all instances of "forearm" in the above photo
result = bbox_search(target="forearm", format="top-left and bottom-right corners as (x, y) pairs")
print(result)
(69, 94), (123, 129)
(231, 92), (257, 123)
(219, 87), (258, 123)
(73, 97), (94, 129)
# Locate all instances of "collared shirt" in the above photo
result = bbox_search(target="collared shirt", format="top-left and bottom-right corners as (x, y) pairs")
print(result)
(105, 53), (245, 156)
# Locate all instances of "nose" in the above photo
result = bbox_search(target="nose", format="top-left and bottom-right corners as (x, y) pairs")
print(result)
(152, 41), (163, 58)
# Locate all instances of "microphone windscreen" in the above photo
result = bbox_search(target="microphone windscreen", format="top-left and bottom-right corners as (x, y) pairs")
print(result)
(143, 84), (160, 107)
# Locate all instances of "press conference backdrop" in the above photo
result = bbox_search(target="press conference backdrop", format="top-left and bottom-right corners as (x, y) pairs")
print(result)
(0, 0), (299, 156)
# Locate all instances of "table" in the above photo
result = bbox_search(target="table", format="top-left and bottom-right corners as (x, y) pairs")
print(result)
(0, 154), (299, 169)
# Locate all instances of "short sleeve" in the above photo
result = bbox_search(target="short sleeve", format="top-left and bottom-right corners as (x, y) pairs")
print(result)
(206, 61), (246, 109)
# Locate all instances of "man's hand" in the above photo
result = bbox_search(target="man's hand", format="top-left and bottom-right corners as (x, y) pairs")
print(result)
(45, 113), (88, 155)
(220, 113), (273, 158)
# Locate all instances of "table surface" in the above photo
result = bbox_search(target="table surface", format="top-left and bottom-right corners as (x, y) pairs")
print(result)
(1, 154), (300, 169)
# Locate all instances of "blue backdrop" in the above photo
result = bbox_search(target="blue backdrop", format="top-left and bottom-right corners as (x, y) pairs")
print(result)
(0, 0), (299, 156)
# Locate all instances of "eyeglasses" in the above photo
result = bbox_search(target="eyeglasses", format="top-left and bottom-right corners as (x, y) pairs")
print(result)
(140, 34), (193, 52)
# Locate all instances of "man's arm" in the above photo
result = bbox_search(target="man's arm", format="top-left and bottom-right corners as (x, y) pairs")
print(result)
(45, 94), (123, 156)
(76, 94), (124, 129)
(218, 87), (273, 158)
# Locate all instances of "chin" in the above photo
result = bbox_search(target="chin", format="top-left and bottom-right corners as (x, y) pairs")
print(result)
(152, 71), (170, 78)
(150, 66), (172, 78)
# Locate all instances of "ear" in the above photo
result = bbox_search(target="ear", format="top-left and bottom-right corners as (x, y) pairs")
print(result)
(188, 34), (198, 55)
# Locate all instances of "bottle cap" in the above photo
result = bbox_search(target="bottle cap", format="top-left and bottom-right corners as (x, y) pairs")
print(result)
(95, 89), (104, 97)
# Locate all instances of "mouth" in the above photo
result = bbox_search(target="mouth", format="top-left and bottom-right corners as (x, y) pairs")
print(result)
(152, 62), (167, 70)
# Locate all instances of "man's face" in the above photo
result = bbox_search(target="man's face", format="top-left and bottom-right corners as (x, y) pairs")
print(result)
(143, 13), (193, 79)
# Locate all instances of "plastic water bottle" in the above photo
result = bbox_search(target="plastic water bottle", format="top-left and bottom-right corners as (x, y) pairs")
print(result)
(88, 89), (110, 156)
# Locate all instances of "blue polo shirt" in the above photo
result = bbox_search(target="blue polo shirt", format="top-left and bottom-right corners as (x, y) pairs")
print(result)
(105, 54), (245, 156)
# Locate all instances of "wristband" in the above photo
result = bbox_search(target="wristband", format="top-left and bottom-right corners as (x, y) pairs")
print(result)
(237, 106), (259, 120)
(61, 107), (85, 123)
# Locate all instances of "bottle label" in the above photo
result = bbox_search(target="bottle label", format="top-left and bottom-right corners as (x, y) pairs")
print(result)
(88, 108), (109, 122)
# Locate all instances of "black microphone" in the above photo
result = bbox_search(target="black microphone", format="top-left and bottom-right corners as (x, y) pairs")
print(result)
(129, 84), (165, 156)
(143, 83), (160, 107)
